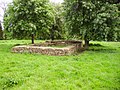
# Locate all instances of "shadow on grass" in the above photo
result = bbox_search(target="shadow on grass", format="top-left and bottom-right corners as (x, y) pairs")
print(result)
(88, 48), (117, 53)
(13, 43), (31, 46)
(87, 43), (117, 53)
(89, 43), (104, 47)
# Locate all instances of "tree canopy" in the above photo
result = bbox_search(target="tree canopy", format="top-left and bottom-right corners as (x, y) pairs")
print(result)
(64, 0), (120, 47)
(4, 0), (54, 43)
(3, 0), (120, 46)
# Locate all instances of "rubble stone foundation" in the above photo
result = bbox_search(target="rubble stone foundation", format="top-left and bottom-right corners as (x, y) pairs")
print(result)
(12, 40), (82, 56)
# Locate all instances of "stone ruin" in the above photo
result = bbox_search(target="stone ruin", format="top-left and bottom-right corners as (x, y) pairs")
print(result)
(12, 40), (82, 56)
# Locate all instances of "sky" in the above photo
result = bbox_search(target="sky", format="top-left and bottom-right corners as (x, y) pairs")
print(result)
(0, 0), (12, 3)
(0, 0), (13, 22)
(50, 0), (64, 3)
(0, 0), (64, 3)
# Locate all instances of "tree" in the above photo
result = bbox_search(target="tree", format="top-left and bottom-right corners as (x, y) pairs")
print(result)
(64, 0), (119, 48)
(0, 22), (3, 40)
(116, 1), (120, 41)
(4, 0), (54, 44)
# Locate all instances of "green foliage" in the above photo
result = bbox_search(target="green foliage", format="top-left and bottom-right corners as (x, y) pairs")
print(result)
(116, 3), (120, 41)
(64, 0), (120, 41)
(4, 0), (54, 40)
(48, 3), (66, 40)
(0, 40), (120, 89)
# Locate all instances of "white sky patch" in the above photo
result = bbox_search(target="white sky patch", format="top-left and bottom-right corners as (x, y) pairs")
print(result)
(50, 0), (64, 3)
(0, 0), (13, 22)
(0, 0), (12, 3)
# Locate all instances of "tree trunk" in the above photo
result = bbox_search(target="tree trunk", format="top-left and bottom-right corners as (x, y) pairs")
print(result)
(0, 23), (3, 40)
(84, 40), (89, 49)
(0, 30), (3, 40)
(31, 34), (34, 44)
(51, 31), (54, 41)
(51, 25), (54, 41)
(4, 34), (7, 40)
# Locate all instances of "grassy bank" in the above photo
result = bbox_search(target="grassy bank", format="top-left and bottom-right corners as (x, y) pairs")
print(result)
(0, 40), (120, 90)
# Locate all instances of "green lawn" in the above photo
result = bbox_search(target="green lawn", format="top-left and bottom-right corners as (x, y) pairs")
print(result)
(0, 40), (120, 90)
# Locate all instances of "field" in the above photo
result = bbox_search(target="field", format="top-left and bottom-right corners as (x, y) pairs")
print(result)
(0, 40), (120, 90)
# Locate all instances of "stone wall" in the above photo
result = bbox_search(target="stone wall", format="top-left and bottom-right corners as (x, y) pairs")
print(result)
(12, 40), (82, 56)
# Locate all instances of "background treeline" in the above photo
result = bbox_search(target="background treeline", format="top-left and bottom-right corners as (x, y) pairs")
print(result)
(3, 0), (66, 42)
(1, 0), (120, 45)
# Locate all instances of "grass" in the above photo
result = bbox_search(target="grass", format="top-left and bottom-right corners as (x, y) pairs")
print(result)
(48, 44), (71, 48)
(0, 40), (120, 90)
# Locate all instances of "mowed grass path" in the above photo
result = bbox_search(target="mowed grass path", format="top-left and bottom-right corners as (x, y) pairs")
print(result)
(0, 40), (120, 90)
